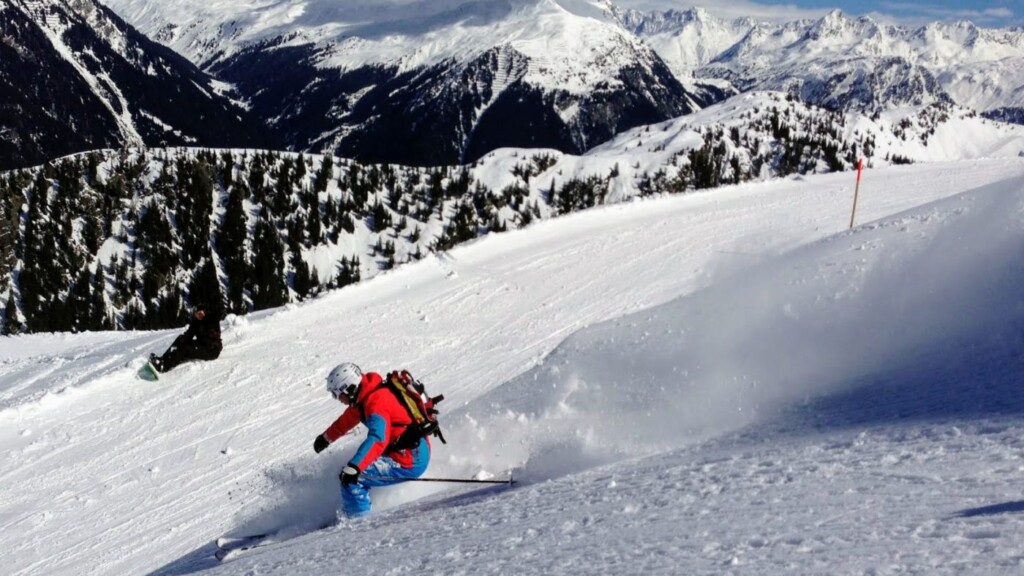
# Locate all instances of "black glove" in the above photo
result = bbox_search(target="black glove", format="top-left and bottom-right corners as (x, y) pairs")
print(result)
(313, 434), (330, 454)
(340, 465), (361, 485)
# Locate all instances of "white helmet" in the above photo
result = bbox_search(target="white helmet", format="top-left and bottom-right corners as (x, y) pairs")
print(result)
(326, 362), (362, 401)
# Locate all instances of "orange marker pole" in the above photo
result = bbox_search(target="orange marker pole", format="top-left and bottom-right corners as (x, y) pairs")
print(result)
(849, 158), (864, 229)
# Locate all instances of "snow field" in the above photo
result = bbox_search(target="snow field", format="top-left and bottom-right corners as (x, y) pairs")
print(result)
(0, 159), (1023, 574)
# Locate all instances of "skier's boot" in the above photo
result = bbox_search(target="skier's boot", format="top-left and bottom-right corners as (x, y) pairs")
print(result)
(149, 353), (164, 372)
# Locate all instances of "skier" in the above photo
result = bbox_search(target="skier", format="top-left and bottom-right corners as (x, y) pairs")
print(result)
(149, 302), (223, 373)
(313, 362), (431, 517)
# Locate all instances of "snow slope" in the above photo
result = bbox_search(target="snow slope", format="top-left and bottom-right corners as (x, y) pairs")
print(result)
(1, 158), (1023, 575)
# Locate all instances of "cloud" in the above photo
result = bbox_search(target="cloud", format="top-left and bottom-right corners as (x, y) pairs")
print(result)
(884, 2), (1012, 18)
(612, 1), (1017, 28)
(610, 0), (830, 23)
(881, 2), (1017, 26)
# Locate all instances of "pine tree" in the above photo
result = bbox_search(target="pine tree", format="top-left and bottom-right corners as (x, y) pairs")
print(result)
(67, 268), (92, 332)
(689, 140), (721, 189)
(519, 208), (534, 227)
(296, 153), (308, 183)
(123, 300), (145, 330)
(189, 256), (223, 313)
(137, 202), (176, 304)
(556, 177), (607, 213)
(82, 209), (104, 255)
(546, 178), (557, 209)
(0, 178), (15, 281)
(249, 153), (268, 204)
(427, 168), (444, 211)
(110, 256), (126, 307)
(271, 156), (295, 216)
(306, 194), (322, 246)
(434, 201), (477, 251)
(369, 201), (391, 233)
(334, 255), (361, 289)
(291, 251), (315, 301)
(249, 217), (288, 310)
(89, 267), (110, 331)
(20, 172), (51, 328)
(46, 293), (72, 332)
(2, 294), (21, 335)
(313, 156), (333, 193)
(217, 183), (249, 314)
(219, 151), (235, 189)
(177, 157), (215, 268)
(85, 153), (100, 185)
(153, 285), (185, 328)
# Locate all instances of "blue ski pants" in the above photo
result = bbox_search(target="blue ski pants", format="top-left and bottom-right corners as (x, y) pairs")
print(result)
(341, 438), (430, 517)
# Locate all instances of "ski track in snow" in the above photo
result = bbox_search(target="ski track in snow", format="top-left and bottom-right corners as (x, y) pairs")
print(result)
(0, 159), (1023, 575)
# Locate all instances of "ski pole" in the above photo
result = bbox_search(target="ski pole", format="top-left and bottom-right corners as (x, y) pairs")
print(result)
(383, 476), (516, 485)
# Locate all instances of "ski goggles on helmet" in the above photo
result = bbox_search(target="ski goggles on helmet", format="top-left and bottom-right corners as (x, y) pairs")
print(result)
(331, 383), (358, 402)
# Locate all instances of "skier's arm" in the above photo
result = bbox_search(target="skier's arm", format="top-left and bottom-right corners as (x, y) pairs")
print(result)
(348, 413), (390, 471)
(180, 319), (199, 342)
(322, 407), (361, 443)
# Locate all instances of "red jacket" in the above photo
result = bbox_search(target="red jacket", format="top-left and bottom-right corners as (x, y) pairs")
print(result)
(322, 371), (424, 470)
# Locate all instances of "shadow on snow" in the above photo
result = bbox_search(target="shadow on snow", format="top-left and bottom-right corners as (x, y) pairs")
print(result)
(953, 500), (1024, 519)
(777, 329), (1024, 433)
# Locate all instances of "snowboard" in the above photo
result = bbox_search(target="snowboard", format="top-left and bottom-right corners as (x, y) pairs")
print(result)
(138, 360), (160, 381)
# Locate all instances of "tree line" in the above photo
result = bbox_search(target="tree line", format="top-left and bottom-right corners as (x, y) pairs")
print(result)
(0, 97), (883, 334)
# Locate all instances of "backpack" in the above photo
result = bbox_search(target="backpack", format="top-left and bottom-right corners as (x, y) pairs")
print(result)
(384, 369), (446, 450)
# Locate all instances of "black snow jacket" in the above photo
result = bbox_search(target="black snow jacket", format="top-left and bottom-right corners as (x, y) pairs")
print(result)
(180, 309), (223, 351)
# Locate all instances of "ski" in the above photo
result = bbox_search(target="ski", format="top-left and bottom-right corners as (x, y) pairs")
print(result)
(215, 533), (272, 561)
(216, 533), (269, 549)
(215, 519), (335, 561)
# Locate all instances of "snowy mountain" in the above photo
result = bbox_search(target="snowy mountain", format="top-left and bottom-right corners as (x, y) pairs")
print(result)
(1, 156), (1022, 574)
(89, 0), (1024, 167)
(95, 0), (722, 165)
(4, 92), (1022, 334)
(614, 6), (754, 73)
(619, 7), (1024, 118)
(0, 0), (276, 171)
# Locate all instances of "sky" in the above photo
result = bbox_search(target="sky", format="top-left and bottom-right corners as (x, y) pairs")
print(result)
(617, 0), (1023, 27)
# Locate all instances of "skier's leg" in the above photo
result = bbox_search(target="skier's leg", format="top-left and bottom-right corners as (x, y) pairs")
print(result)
(340, 458), (401, 517)
(153, 336), (184, 371)
(340, 481), (372, 517)
(339, 439), (430, 517)
(192, 344), (222, 361)
(157, 342), (203, 372)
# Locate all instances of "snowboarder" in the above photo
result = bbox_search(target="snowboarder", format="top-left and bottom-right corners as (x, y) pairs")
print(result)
(149, 302), (222, 373)
(313, 362), (431, 517)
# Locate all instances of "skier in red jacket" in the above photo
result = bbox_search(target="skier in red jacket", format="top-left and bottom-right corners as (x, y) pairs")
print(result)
(313, 362), (431, 517)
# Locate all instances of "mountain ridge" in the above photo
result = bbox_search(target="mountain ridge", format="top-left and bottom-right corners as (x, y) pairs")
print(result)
(0, 0), (277, 171)
(88, 0), (1024, 167)
(95, 0), (723, 164)
(622, 7), (1024, 114)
